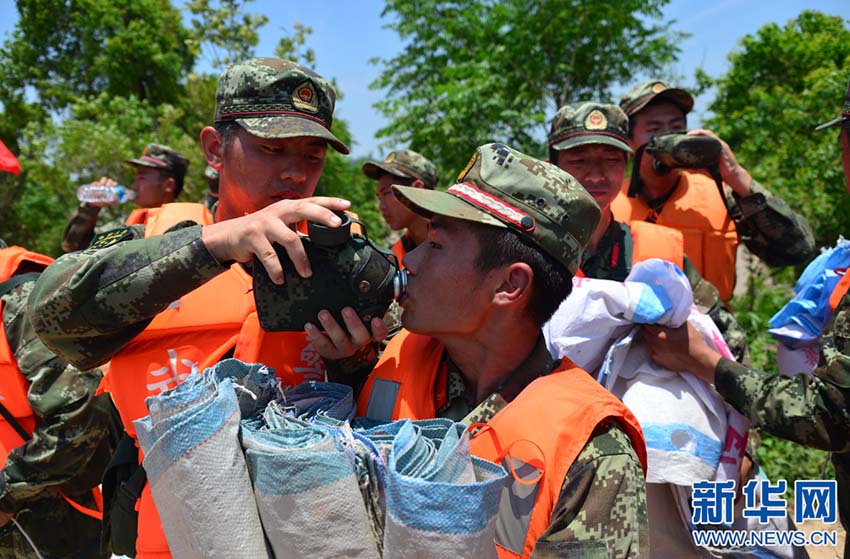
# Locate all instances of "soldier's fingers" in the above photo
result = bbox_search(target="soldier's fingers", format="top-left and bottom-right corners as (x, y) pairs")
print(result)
(265, 219), (311, 279)
(317, 310), (352, 351)
(269, 197), (350, 228)
(304, 322), (337, 356)
(340, 307), (372, 347)
(252, 236), (286, 285)
(370, 317), (388, 343)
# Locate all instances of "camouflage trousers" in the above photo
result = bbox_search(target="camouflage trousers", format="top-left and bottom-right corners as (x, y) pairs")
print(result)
(0, 490), (104, 559)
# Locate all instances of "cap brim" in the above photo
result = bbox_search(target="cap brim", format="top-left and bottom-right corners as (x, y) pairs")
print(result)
(236, 117), (350, 154)
(551, 134), (633, 154)
(124, 158), (166, 169)
(815, 115), (848, 131)
(362, 161), (414, 180)
(627, 88), (695, 116)
(393, 185), (508, 229)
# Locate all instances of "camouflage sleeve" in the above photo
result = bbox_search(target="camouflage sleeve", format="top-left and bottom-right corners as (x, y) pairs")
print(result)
(728, 180), (817, 267)
(0, 279), (113, 514)
(531, 423), (648, 559)
(60, 204), (101, 253)
(682, 256), (749, 364)
(28, 223), (228, 371)
(713, 294), (850, 452)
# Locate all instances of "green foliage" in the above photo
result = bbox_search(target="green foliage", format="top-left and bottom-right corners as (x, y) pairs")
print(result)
(704, 10), (850, 246)
(0, 0), (385, 254)
(1, 0), (193, 112)
(314, 118), (387, 241)
(372, 0), (686, 178)
(757, 434), (834, 494)
(730, 264), (835, 490)
(186, 0), (268, 70)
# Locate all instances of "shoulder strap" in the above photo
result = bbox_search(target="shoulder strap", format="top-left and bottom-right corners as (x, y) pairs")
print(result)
(0, 401), (30, 443)
(0, 272), (40, 298)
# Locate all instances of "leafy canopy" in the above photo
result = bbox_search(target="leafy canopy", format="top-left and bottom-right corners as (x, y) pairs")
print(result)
(372, 0), (685, 178)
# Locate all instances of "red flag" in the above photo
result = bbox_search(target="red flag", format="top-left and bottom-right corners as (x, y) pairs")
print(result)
(0, 139), (21, 175)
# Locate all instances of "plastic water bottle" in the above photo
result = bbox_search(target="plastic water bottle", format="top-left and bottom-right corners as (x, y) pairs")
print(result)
(76, 184), (135, 205)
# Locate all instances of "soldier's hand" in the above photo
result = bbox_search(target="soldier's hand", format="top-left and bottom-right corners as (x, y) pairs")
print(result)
(687, 129), (753, 197)
(641, 322), (721, 384)
(201, 196), (351, 284)
(85, 176), (120, 207)
(0, 510), (12, 528)
(306, 306), (388, 361)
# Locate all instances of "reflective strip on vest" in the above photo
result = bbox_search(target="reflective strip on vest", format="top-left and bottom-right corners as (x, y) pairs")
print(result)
(365, 378), (401, 421)
(495, 456), (541, 555)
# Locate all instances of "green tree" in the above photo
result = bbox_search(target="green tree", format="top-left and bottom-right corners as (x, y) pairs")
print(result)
(372, 0), (685, 177)
(703, 10), (850, 246)
(0, 0), (385, 253)
(186, 0), (268, 70)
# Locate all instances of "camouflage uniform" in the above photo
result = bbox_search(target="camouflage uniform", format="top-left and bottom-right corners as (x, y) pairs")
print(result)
(620, 80), (816, 269)
(441, 337), (647, 559)
(362, 149), (439, 259)
(61, 143), (190, 253)
(581, 219), (749, 362)
(711, 86), (850, 558)
(549, 102), (750, 363)
(0, 273), (113, 558)
(30, 58), (349, 372)
(713, 292), (850, 557)
(383, 143), (647, 558)
(201, 165), (219, 213)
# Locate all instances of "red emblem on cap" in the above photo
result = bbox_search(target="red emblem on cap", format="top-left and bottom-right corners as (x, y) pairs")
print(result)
(590, 113), (602, 125)
(299, 88), (313, 103)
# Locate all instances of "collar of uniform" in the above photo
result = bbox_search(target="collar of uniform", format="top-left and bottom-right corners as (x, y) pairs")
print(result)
(439, 333), (558, 419)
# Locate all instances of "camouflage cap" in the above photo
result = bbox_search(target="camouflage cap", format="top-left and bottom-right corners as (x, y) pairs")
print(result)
(815, 78), (850, 131)
(549, 102), (633, 154)
(394, 143), (600, 274)
(125, 143), (189, 180)
(619, 80), (694, 117)
(361, 149), (439, 189)
(214, 57), (349, 154)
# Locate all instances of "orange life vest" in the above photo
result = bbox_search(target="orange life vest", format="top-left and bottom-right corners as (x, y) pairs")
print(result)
(830, 270), (850, 312)
(358, 330), (647, 559)
(101, 202), (327, 559)
(0, 247), (53, 464)
(629, 220), (685, 269)
(391, 232), (416, 269)
(125, 208), (150, 226)
(0, 247), (104, 520)
(611, 171), (739, 301)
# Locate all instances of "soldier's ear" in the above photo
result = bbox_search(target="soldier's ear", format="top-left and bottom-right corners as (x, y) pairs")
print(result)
(200, 126), (224, 171)
(163, 177), (176, 194)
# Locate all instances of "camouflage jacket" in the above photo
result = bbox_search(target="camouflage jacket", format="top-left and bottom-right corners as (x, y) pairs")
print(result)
(582, 219), (749, 363)
(713, 291), (850, 547)
(632, 176), (815, 267)
(61, 203), (130, 253)
(0, 276), (113, 558)
(443, 337), (648, 559)
(725, 179), (816, 268)
(29, 224), (227, 371)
